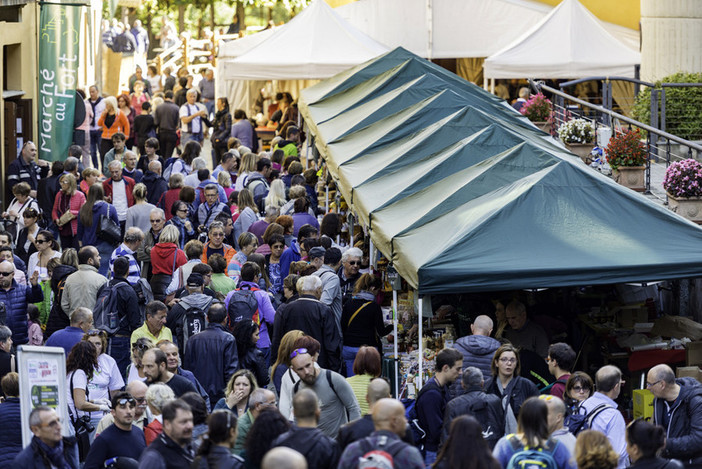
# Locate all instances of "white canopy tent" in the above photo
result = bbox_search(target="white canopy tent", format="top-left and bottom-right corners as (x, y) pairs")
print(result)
(226, 0), (389, 81)
(216, 0), (388, 115)
(335, 0), (639, 59)
(484, 0), (641, 79)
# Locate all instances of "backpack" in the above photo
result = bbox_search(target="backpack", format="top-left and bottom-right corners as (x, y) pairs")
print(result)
(244, 175), (269, 213)
(181, 303), (208, 350)
(93, 281), (131, 335)
(506, 434), (559, 469)
(357, 434), (406, 469)
(539, 377), (568, 395)
(162, 157), (177, 180)
(293, 369), (350, 420)
(226, 284), (260, 330)
(132, 278), (154, 319)
(564, 403), (613, 436)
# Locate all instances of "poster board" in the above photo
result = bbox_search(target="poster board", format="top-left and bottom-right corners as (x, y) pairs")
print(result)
(18, 346), (68, 447)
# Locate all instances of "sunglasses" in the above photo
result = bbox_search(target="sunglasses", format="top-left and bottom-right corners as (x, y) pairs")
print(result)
(348, 261), (360, 266)
(290, 347), (308, 359)
(35, 239), (47, 244)
(0, 272), (13, 277)
(87, 330), (104, 337)
(115, 397), (136, 407)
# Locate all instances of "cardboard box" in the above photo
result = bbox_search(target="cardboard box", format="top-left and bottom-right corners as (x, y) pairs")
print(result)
(687, 342), (702, 366)
(651, 316), (702, 341)
(617, 305), (648, 328)
(676, 366), (702, 384)
(633, 389), (654, 420)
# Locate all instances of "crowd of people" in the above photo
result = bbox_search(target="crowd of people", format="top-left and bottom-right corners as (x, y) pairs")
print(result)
(2, 67), (699, 468)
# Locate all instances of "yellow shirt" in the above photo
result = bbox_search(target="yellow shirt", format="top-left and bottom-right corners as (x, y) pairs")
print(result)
(346, 373), (372, 415)
(130, 322), (173, 346)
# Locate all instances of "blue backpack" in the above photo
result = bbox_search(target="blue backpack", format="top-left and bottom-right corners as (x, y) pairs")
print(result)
(506, 434), (559, 469)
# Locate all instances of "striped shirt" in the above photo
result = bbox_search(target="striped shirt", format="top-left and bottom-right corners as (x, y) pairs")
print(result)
(109, 243), (141, 285)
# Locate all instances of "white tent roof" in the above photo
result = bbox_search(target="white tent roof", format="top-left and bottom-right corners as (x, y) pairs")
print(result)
(218, 28), (276, 60)
(226, 0), (389, 81)
(484, 0), (641, 79)
(335, 0), (639, 60)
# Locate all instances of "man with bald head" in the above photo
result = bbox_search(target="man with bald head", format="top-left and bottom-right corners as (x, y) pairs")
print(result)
(455, 315), (501, 381)
(338, 398), (424, 469)
(143, 159), (168, 206)
(337, 378), (414, 450)
(261, 447), (307, 469)
(648, 363), (702, 464)
(542, 395), (576, 456)
(580, 365), (627, 469)
(273, 389), (340, 468)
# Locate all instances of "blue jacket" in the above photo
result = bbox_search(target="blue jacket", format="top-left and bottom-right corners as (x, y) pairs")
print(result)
(416, 378), (449, 452)
(279, 239), (301, 280)
(77, 201), (119, 246)
(0, 398), (22, 468)
(0, 280), (43, 344)
(13, 436), (79, 469)
(455, 334), (501, 380)
(182, 323), (239, 405)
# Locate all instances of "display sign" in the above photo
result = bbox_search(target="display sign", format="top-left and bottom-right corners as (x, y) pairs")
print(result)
(18, 346), (68, 447)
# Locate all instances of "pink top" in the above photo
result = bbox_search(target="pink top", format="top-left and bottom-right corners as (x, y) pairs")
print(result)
(130, 93), (150, 115)
(28, 320), (43, 345)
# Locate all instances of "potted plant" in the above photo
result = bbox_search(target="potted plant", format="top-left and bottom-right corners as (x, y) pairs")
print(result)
(520, 92), (552, 133)
(557, 118), (596, 163)
(663, 158), (702, 223)
(606, 129), (648, 191)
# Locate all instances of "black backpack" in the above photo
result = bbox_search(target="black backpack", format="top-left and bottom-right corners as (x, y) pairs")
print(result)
(226, 284), (260, 330)
(565, 403), (613, 435)
(180, 299), (212, 352)
(93, 282), (131, 336)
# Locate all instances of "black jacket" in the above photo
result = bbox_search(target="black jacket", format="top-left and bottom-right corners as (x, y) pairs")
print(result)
(442, 386), (504, 448)
(196, 446), (243, 469)
(240, 346), (269, 388)
(653, 377), (702, 463)
(416, 378), (450, 452)
(139, 432), (193, 469)
(15, 227), (38, 265)
(110, 278), (142, 336)
(272, 294), (341, 371)
(273, 426), (340, 469)
(629, 457), (684, 469)
(13, 435), (79, 469)
(142, 170), (169, 206)
(485, 375), (539, 424)
(337, 414), (414, 452)
(182, 323), (239, 404)
(45, 264), (77, 338)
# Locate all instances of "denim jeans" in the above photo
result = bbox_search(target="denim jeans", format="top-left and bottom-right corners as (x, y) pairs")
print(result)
(342, 345), (360, 377)
(424, 450), (437, 468)
(109, 335), (132, 379)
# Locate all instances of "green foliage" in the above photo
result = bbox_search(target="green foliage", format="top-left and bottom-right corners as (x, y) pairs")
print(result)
(632, 72), (702, 141)
(606, 129), (647, 170)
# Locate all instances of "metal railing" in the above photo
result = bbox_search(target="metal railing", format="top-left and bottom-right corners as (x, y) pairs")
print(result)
(531, 79), (702, 196)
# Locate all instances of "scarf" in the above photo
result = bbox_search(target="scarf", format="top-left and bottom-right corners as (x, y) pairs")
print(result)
(497, 378), (519, 434)
(34, 436), (71, 469)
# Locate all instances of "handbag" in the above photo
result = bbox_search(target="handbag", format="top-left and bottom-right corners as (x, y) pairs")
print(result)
(97, 202), (121, 246)
(68, 373), (94, 462)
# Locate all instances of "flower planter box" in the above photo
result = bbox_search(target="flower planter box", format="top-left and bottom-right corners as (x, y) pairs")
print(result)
(566, 143), (595, 164)
(613, 166), (646, 192)
(532, 121), (551, 133)
(667, 193), (702, 224)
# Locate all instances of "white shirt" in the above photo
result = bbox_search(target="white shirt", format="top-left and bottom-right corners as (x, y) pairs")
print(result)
(28, 250), (61, 281)
(179, 103), (206, 134)
(112, 179), (128, 221)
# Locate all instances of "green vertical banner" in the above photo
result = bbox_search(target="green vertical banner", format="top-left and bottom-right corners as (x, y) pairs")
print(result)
(38, 3), (81, 162)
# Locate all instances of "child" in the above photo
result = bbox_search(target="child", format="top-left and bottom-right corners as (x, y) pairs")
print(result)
(27, 304), (43, 345)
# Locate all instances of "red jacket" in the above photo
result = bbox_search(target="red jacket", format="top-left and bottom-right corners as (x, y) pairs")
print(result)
(150, 242), (187, 275)
(52, 190), (86, 236)
(102, 176), (136, 207)
(158, 188), (181, 221)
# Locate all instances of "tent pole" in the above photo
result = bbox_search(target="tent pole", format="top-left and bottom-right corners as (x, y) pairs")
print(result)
(393, 289), (399, 398)
(426, 0), (433, 60)
(325, 186), (329, 213)
(369, 237), (374, 273)
(418, 296), (423, 390)
(483, 76), (488, 91)
(491, 78), (495, 94)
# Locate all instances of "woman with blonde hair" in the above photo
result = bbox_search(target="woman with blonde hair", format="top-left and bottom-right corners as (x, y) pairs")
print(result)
(79, 168), (101, 196)
(144, 383), (176, 445)
(234, 152), (257, 191)
(126, 182), (156, 234)
(575, 430), (619, 469)
(270, 330), (304, 396)
(97, 95), (129, 162)
(217, 170), (235, 199)
(53, 173), (85, 249)
(263, 179), (286, 214)
(214, 369), (258, 417)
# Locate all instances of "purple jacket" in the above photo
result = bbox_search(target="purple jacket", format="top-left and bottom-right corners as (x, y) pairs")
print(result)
(224, 281), (276, 348)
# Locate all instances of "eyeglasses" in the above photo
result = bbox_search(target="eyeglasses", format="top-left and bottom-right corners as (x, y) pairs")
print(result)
(35, 239), (47, 244)
(40, 418), (61, 428)
(150, 219), (164, 223)
(115, 397), (136, 407)
(348, 261), (360, 266)
(87, 330), (104, 337)
(290, 348), (308, 359)
(211, 232), (224, 237)
(134, 397), (147, 404)
(177, 209), (188, 213)
(499, 357), (517, 364)
(0, 272), (13, 277)
(646, 380), (662, 388)
(571, 386), (590, 393)
(133, 342), (151, 350)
